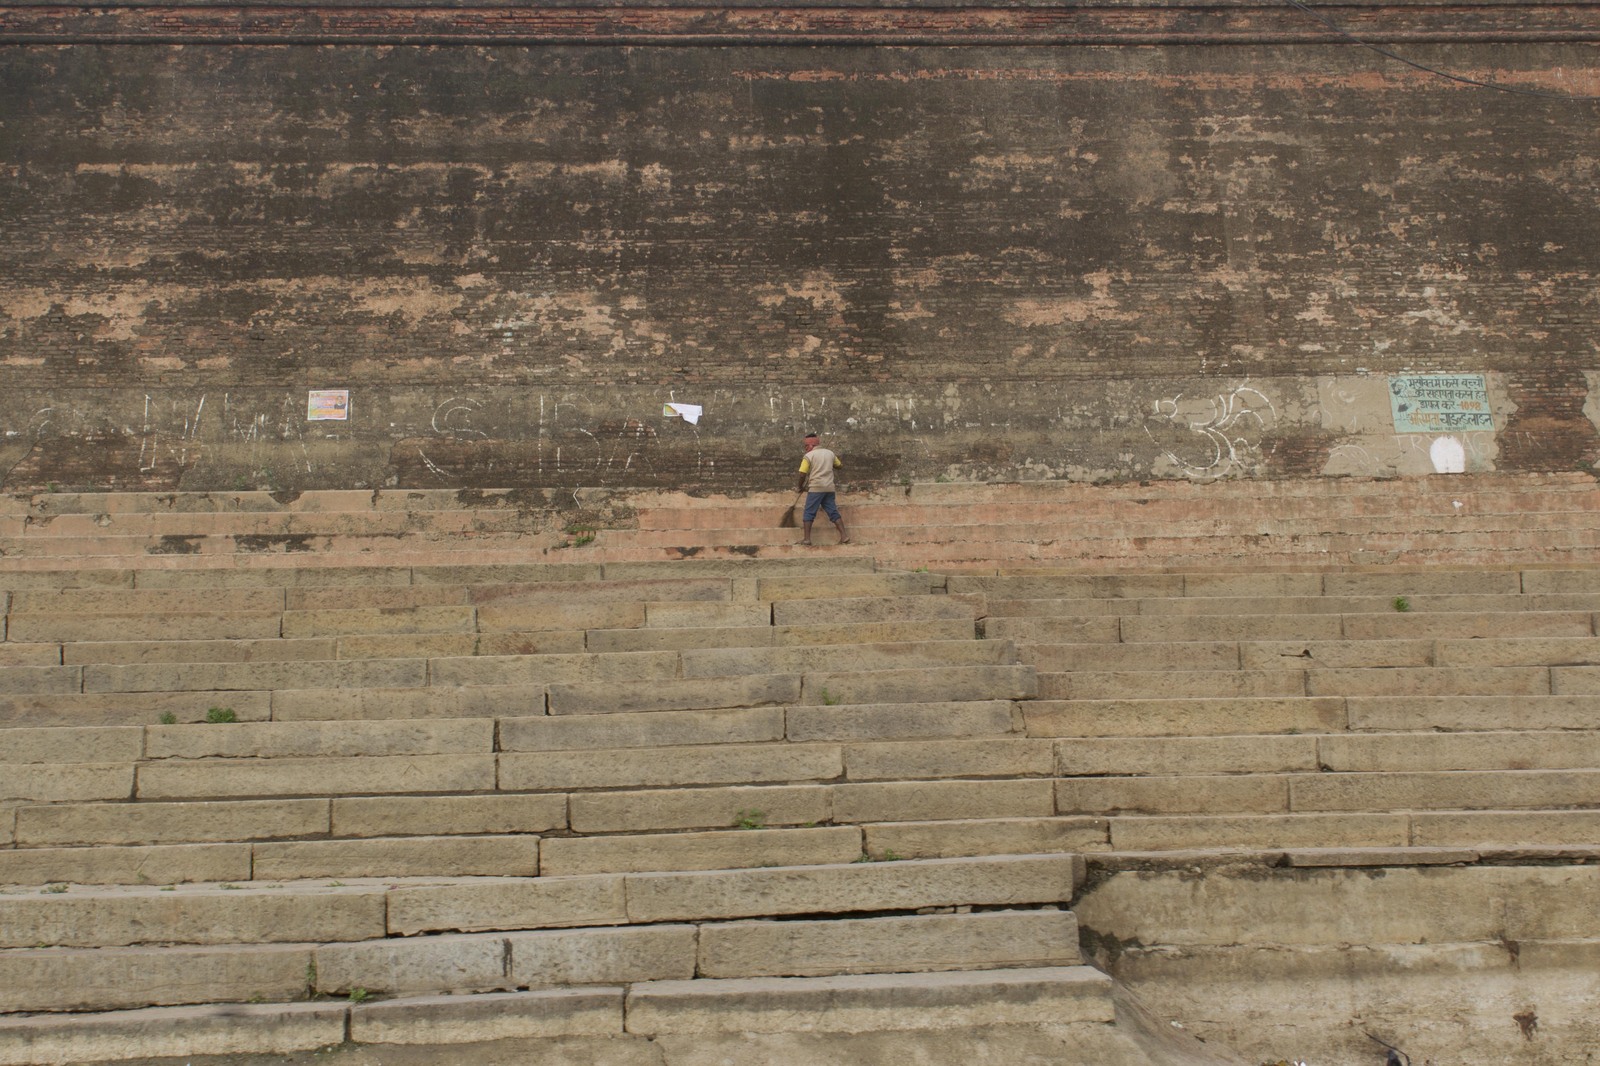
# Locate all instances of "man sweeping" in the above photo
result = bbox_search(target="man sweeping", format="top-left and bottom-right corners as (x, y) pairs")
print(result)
(796, 432), (850, 546)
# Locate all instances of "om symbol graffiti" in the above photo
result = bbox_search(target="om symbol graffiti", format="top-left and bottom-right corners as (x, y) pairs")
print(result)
(1145, 386), (1276, 479)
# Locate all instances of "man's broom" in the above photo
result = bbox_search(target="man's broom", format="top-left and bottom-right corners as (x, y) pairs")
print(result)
(778, 491), (804, 528)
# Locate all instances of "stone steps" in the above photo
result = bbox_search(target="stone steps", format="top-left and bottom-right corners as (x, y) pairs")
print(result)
(9, 490), (1600, 1062)
(0, 965), (1131, 1066)
(8, 473), (1600, 571)
(0, 853), (1084, 1016)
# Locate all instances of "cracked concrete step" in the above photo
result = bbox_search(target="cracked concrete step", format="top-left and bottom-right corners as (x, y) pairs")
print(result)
(1021, 638), (1440, 671)
(955, 570), (1525, 598)
(621, 965), (1113, 1035)
(0, 964), (1123, 1065)
(587, 618), (976, 652)
(986, 592), (1600, 617)
(598, 509), (1600, 550)
(987, 611), (1597, 643)
(1054, 730), (1600, 777)
(9, 795), (564, 850)
(311, 909), (1083, 999)
(1052, 768), (1600, 817)
(386, 854), (1083, 935)
(1022, 697), (1348, 737)
(0, 879), (392, 951)
(1043, 665), (1559, 700)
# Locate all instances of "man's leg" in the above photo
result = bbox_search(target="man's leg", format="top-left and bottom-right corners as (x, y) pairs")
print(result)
(824, 495), (849, 544)
(800, 493), (822, 545)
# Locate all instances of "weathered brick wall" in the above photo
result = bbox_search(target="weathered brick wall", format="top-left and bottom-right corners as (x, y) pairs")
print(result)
(1, 24), (1598, 491)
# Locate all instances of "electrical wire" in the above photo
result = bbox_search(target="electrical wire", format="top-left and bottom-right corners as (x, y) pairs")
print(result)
(1282, 0), (1600, 102)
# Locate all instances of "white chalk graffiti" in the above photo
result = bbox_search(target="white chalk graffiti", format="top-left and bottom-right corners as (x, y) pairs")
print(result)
(1145, 385), (1276, 479)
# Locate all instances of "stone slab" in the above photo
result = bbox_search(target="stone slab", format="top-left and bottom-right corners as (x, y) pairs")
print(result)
(60, 638), (338, 666)
(253, 835), (540, 879)
(755, 574), (938, 601)
(1024, 697), (1347, 738)
(84, 658), (427, 693)
(1318, 730), (1600, 772)
(9, 588), (285, 613)
(0, 666), (80, 695)
(350, 987), (623, 1045)
(282, 605), (477, 637)
(477, 601), (646, 633)
(624, 966), (1114, 1035)
(0, 643), (63, 666)
(411, 563), (602, 586)
(1305, 666), (1549, 698)
(0, 843), (250, 887)
(1324, 571), (1523, 596)
(1291, 769), (1600, 812)
(539, 827), (861, 877)
(429, 651), (679, 687)
(0, 725), (141, 764)
(1056, 735), (1320, 776)
(1346, 694), (1600, 732)
(586, 625), (777, 653)
(1122, 615), (1342, 643)
(1107, 809), (1408, 851)
(833, 780), (1055, 824)
(570, 785), (832, 834)
(645, 602), (770, 628)
(0, 996), (345, 1064)
(802, 665), (1036, 705)
(786, 700), (1019, 742)
(388, 874), (626, 936)
(145, 719), (494, 760)
(0, 884), (386, 948)
(1049, 669), (1306, 700)
(843, 738), (1053, 780)
(1412, 810), (1600, 847)
(285, 586), (468, 610)
(697, 909), (1081, 979)
(137, 753), (497, 799)
(1238, 639), (1435, 670)
(1435, 636), (1600, 667)
(500, 707), (785, 752)
(623, 854), (1081, 923)
(1, 764), (133, 803)
(332, 793), (567, 838)
(509, 925), (698, 987)
(773, 596), (973, 626)
(1023, 641), (1240, 672)
(469, 577), (729, 606)
(0, 942), (313, 1013)
(1343, 611), (1593, 640)
(316, 932), (508, 996)
(0, 690), (273, 728)
(498, 743), (841, 792)
(271, 684), (547, 721)
(980, 617), (1123, 643)
(862, 816), (1110, 859)
(549, 674), (802, 715)
(683, 639), (1012, 679)
(1057, 774), (1290, 816)
(8, 613), (285, 643)
(14, 798), (330, 847)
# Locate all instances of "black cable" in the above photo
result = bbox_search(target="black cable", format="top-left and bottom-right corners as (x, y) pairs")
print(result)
(1282, 0), (1600, 102)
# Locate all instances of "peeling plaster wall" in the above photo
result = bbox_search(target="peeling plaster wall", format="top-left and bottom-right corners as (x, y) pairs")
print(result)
(1, 44), (1597, 491)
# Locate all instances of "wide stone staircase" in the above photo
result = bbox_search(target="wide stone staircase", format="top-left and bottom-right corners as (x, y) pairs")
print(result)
(4, 477), (1600, 1064)
(3, 470), (1599, 571)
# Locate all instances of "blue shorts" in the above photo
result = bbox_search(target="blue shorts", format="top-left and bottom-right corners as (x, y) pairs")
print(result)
(802, 492), (841, 522)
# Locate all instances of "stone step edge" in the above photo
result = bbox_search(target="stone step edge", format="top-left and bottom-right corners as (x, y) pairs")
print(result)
(0, 966), (1117, 1064)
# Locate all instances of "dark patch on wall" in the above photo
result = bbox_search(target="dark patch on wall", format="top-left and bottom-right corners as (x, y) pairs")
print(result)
(1, 42), (1598, 489)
